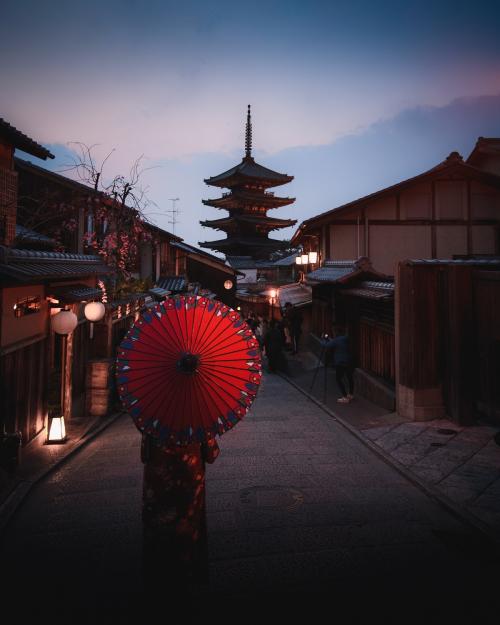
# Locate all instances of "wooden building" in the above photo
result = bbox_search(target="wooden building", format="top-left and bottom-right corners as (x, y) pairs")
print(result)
(289, 139), (500, 414)
(397, 259), (500, 425)
(292, 142), (500, 275)
(0, 119), (110, 459)
(200, 106), (296, 259)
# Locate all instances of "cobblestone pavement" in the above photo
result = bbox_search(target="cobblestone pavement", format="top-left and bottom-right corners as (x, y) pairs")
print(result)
(1, 371), (499, 624)
(203, 373), (499, 623)
(287, 350), (500, 542)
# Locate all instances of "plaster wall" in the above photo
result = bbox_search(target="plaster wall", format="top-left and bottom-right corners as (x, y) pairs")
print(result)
(435, 180), (467, 220)
(365, 196), (397, 219)
(1, 285), (47, 349)
(470, 181), (500, 219)
(436, 226), (468, 259)
(471, 225), (497, 254)
(330, 224), (361, 259)
(400, 183), (432, 219)
(369, 225), (431, 275)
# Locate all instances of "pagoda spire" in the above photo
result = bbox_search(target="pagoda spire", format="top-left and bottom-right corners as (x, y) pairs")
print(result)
(245, 104), (252, 158)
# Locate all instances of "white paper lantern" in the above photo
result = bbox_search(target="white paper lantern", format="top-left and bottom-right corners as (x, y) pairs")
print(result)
(301, 254), (309, 264)
(295, 256), (302, 265)
(51, 310), (78, 335)
(224, 280), (233, 290)
(84, 301), (106, 322)
(308, 251), (318, 264)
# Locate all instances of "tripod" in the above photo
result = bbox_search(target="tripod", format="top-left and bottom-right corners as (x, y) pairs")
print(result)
(308, 342), (330, 403)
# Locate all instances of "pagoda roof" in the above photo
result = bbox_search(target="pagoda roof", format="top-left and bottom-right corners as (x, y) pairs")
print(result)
(199, 235), (288, 251)
(200, 215), (296, 231)
(203, 189), (295, 209)
(204, 156), (293, 189)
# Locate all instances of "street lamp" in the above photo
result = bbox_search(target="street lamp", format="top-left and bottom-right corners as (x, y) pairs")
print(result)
(269, 288), (277, 320)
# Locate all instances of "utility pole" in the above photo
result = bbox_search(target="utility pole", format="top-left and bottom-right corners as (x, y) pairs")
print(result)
(167, 197), (180, 235)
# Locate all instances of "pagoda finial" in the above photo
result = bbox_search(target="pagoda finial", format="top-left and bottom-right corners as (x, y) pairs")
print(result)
(245, 104), (252, 158)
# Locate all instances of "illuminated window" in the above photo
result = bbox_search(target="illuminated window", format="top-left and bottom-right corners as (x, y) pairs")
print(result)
(13, 296), (41, 318)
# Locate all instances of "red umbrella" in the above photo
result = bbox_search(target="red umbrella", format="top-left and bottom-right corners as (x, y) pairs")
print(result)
(116, 295), (262, 445)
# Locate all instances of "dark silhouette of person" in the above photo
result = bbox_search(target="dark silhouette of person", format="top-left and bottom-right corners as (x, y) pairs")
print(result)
(283, 302), (303, 354)
(264, 318), (288, 373)
(322, 325), (354, 403)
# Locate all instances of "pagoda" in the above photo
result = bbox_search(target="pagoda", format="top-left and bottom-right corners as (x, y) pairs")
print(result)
(199, 105), (296, 259)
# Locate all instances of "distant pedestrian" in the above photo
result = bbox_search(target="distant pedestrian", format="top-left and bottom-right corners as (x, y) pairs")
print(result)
(283, 302), (303, 355)
(322, 325), (354, 403)
(264, 318), (288, 373)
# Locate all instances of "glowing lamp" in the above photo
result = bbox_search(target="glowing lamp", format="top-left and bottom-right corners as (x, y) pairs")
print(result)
(224, 279), (233, 290)
(47, 415), (67, 444)
(51, 309), (78, 335)
(301, 254), (308, 265)
(295, 256), (302, 265)
(308, 251), (318, 264)
(84, 301), (105, 322)
(269, 289), (277, 299)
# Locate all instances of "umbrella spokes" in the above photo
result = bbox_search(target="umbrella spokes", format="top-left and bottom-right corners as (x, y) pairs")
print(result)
(176, 352), (200, 375)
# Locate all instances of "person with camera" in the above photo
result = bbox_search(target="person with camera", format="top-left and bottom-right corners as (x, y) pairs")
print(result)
(322, 324), (354, 403)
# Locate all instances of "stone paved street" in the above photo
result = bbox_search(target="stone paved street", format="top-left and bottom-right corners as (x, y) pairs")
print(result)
(288, 351), (500, 541)
(1, 372), (500, 624)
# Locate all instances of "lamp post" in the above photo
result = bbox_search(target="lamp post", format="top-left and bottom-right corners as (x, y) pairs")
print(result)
(269, 288), (277, 320)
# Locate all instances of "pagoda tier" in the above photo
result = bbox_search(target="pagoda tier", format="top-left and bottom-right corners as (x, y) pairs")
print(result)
(200, 214), (296, 233)
(199, 105), (295, 260)
(202, 189), (295, 210)
(198, 235), (288, 258)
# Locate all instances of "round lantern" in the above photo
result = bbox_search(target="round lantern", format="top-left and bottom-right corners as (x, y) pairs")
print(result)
(84, 301), (105, 322)
(224, 279), (233, 290)
(51, 309), (78, 335)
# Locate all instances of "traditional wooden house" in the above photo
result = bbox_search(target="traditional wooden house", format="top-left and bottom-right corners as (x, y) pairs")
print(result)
(292, 143), (500, 275)
(169, 241), (239, 306)
(290, 139), (500, 412)
(0, 120), (110, 464)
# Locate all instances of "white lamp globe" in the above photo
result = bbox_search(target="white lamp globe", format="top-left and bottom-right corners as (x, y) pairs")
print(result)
(223, 279), (233, 290)
(51, 310), (78, 335)
(84, 301), (106, 322)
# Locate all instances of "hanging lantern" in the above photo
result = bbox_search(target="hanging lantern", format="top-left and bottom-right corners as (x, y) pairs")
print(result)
(51, 309), (78, 335)
(47, 415), (67, 444)
(308, 251), (318, 264)
(84, 301), (105, 322)
(223, 279), (233, 290)
(301, 254), (309, 265)
(295, 256), (302, 265)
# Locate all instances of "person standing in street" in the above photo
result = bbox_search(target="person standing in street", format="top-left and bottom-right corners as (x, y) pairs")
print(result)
(322, 325), (354, 403)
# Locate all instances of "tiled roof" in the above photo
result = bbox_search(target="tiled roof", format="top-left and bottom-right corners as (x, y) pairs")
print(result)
(0, 247), (111, 282)
(15, 225), (56, 248)
(171, 241), (228, 266)
(278, 282), (312, 308)
(51, 284), (104, 303)
(405, 258), (500, 267)
(205, 156), (293, 188)
(342, 280), (394, 300)
(0, 119), (54, 160)
(148, 287), (170, 300)
(156, 276), (186, 292)
(306, 261), (357, 283)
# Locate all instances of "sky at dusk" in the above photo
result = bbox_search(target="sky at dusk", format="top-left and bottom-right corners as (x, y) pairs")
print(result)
(2, 0), (500, 253)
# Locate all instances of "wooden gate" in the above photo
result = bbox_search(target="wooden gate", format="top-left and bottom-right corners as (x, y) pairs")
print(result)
(0, 337), (47, 444)
(473, 270), (500, 423)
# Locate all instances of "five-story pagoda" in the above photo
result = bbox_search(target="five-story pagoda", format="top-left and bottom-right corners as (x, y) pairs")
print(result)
(199, 106), (296, 259)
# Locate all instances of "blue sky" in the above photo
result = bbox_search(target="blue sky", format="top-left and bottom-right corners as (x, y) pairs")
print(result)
(2, 0), (500, 252)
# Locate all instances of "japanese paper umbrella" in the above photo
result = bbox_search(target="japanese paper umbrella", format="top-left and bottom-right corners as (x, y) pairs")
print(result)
(116, 295), (262, 445)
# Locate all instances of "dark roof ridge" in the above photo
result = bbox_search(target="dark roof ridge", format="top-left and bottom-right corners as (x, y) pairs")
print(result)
(0, 118), (54, 160)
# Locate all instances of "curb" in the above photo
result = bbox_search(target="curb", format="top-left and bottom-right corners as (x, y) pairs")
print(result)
(0, 411), (126, 534)
(280, 372), (500, 550)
